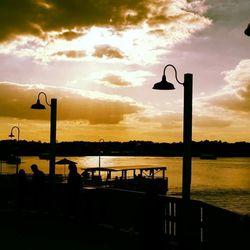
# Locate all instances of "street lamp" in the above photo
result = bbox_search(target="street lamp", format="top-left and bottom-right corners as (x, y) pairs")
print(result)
(31, 91), (57, 177)
(9, 126), (21, 174)
(98, 138), (104, 177)
(244, 23), (250, 36)
(153, 64), (193, 200)
(9, 126), (20, 141)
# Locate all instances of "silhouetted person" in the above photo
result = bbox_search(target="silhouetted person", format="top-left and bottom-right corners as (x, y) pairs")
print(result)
(81, 169), (90, 181)
(30, 164), (45, 213)
(67, 163), (82, 218)
(16, 169), (28, 212)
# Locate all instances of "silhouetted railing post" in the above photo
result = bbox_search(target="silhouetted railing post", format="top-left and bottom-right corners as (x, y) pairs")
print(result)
(49, 98), (57, 177)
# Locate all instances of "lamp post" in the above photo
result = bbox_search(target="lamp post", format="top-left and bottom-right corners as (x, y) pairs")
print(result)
(9, 126), (20, 141)
(9, 126), (20, 174)
(153, 64), (193, 200)
(98, 138), (104, 177)
(31, 92), (57, 177)
(244, 23), (250, 36)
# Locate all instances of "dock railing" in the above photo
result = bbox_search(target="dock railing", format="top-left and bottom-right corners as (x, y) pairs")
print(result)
(81, 187), (249, 250)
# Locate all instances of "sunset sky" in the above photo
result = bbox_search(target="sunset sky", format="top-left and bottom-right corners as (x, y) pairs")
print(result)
(0, 0), (249, 143)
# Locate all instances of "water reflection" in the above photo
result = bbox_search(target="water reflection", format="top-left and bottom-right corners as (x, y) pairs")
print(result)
(1, 156), (249, 214)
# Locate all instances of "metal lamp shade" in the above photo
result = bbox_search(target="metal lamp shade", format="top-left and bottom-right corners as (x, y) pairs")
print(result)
(31, 99), (46, 109)
(152, 75), (175, 90)
(245, 23), (250, 36)
(9, 133), (15, 138)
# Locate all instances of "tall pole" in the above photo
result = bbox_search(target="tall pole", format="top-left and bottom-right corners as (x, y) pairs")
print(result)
(49, 98), (57, 177)
(182, 73), (193, 200)
(98, 139), (104, 177)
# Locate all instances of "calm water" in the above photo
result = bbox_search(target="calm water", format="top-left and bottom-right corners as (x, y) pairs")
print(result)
(1, 156), (249, 215)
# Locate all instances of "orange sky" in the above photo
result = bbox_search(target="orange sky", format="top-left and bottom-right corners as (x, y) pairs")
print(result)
(0, 0), (249, 143)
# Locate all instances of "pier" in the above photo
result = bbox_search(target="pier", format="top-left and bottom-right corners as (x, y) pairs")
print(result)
(0, 174), (249, 250)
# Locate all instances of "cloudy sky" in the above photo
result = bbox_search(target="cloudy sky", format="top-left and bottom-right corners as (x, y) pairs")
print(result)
(0, 0), (249, 143)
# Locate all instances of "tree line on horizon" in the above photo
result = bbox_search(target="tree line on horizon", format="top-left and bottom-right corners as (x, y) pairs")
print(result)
(0, 139), (249, 158)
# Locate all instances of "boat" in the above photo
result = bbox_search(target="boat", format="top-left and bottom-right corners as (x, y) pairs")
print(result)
(80, 166), (168, 194)
(200, 154), (217, 160)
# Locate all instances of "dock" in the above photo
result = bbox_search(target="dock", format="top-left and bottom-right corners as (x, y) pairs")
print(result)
(0, 174), (249, 250)
(0, 209), (143, 250)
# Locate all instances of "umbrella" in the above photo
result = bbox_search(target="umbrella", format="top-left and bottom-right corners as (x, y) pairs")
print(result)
(55, 158), (77, 165)
(55, 158), (77, 176)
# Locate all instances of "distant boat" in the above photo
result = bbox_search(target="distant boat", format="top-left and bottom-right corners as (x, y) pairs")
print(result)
(80, 166), (168, 194)
(200, 154), (217, 160)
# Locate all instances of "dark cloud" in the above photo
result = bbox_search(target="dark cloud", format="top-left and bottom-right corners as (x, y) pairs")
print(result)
(148, 28), (166, 36)
(147, 11), (185, 26)
(56, 30), (85, 41)
(53, 50), (86, 58)
(0, 0), (46, 42)
(0, 0), (207, 43)
(0, 82), (142, 124)
(0, 0), (149, 42)
(100, 74), (131, 87)
(93, 45), (124, 59)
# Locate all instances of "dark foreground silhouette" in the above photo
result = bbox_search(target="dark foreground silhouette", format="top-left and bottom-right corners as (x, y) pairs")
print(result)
(0, 172), (249, 250)
(66, 162), (82, 218)
(30, 164), (45, 212)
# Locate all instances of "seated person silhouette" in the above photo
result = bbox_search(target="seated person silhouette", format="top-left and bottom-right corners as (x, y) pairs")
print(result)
(67, 163), (82, 218)
(30, 164), (45, 212)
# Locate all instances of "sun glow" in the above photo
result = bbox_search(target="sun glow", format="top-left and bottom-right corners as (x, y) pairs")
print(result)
(0, 17), (210, 65)
(48, 26), (167, 64)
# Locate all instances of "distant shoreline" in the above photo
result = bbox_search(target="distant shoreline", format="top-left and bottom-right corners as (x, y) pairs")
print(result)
(1, 140), (250, 158)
